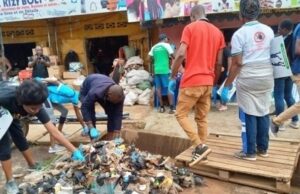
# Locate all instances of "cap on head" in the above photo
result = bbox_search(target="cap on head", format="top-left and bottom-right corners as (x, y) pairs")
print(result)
(240, 0), (260, 20)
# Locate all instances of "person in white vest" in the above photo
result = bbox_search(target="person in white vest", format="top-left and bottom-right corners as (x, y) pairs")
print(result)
(221, 0), (274, 161)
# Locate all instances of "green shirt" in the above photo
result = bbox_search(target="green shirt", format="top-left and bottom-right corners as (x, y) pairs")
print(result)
(149, 42), (174, 74)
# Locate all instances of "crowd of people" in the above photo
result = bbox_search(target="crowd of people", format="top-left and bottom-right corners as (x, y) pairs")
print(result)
(149, 0), (300, 164)
(1, 0), (300, 193)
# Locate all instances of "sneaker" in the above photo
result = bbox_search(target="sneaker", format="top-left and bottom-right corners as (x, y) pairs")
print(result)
(159, 106), (165, 113)
(27, 162), (42, 172)
(48, 144), (66, 154)
(234, 151), (256, 161)
(270, 119), (279, 136)
(189, 145), (212, 167)
(4, 179), (19, 194)
(289, 121), (299, 129)
(257, 150), (269, 157)
(279, 125), (286, 131)
(169, 106), (175, 114)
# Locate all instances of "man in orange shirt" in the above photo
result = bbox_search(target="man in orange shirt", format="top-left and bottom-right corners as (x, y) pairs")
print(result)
(171, 5), (225, 166)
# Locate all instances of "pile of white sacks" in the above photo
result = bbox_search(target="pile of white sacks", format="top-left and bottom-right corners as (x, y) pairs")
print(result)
(120, 68), (153, 106)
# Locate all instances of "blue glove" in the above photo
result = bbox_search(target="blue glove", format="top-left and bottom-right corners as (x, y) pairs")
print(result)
(221, 86), (230, 103)
(168, 79), (176, 95)
(81, 126), (89, 137)
(71, 149), (85, 162)
(90, 127), (101, 140)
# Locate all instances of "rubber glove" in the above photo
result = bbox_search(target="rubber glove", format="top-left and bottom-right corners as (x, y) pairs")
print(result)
(81, 125), (89, 137)
(221, 86), (230, 103)
(90, 127), (101, 140)
(71, 149), (85, 162)
(168, 79), (176, 95)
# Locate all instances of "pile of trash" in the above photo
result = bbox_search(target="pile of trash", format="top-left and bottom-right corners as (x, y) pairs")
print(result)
(19, 139), (204, 194)
(124, 57), (144, 72)
(121, 61), (153, 106)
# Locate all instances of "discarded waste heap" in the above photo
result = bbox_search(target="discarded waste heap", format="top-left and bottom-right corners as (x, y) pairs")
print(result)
(19, 138), (204, 193)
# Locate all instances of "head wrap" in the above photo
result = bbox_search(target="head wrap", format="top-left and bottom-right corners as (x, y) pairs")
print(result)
(240, 0), (260, 20)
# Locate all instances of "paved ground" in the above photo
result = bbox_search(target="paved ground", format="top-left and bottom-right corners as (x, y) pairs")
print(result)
(1, 104), (300, 193)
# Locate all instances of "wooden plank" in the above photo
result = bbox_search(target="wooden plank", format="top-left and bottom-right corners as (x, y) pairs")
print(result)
(178, 146), (297, 163)
(205, 143), (298, 157)
(219, 170), (230, 180)
(206, 139), (298, 153)
(276, 181), (291, 193)
(177, 150), (294, 170)
(204, 154), (293, 178)
(199, 161), (290, 179)
(190, 167), (278, 193)
(208, 135), (300, 149)
(209, 132), (300, 143)
(209, 147), (295, 165)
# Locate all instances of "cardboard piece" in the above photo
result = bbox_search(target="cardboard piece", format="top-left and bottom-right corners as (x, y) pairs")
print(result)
(48, 65), (64, 78)
(63, 71), (81, 79)
(0, 107), (13, 140)
(43, 47), (51, 56)
(271, 36), (292, 79)
(49, 55), (60, 66)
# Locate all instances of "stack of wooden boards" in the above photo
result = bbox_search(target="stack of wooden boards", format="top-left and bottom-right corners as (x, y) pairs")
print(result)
(175, 132), (300, 193)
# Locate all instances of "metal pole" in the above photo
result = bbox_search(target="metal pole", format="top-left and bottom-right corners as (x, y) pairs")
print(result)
(0, 25), (4, 56)
(0, 25), (7, 81)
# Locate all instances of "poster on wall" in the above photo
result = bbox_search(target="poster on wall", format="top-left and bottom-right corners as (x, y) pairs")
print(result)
(0, 0), (127, 23)
(126, 0), (300, 22)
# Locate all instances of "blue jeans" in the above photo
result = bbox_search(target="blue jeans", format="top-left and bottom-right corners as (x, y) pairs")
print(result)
(274, 77), (298, 122)
(245, 114), (269, 155)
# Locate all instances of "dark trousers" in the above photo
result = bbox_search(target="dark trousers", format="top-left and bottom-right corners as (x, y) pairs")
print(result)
(245, 114), (269, 155)
(0, 120), (29, 161)
(274, 77), (298, 122)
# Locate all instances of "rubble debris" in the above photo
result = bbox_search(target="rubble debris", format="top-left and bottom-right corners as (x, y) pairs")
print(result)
(18, 139), (205, 193)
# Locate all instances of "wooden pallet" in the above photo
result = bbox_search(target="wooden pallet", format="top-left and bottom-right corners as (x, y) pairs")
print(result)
(175, 132), (300, 193)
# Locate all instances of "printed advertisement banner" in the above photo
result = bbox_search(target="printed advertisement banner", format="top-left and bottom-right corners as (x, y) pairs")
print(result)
(126, 0), (300, 23)
(271, 35), (293, 79)
(0, 0), (127, 23)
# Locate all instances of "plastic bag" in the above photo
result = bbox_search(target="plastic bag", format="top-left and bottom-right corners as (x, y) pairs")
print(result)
(137, 88), (152, 105)
(124, 91), (138, 106)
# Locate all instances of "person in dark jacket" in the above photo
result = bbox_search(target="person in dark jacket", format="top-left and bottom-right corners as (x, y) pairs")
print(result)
(80, 74), (124, 140)
(0, 80), (84, 194)
(273, 19), (299, 131)
(28, 45), (51, 78)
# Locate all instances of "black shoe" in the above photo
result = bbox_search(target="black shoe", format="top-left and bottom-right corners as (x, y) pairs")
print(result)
(189, 145), (211, 166)
(270, 118), (279, 136)
(234, 151), (256, 161)
(169, 106), (175, 114)
(257, 150), (268, 157)
(159, 106), (165, 113)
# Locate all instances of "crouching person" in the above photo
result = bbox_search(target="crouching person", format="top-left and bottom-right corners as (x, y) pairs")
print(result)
(0, 80), (85, 194)
(80, 74), (125, 141)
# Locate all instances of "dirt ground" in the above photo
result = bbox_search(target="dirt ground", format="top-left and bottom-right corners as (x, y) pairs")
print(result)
(0, 104), (300, 193)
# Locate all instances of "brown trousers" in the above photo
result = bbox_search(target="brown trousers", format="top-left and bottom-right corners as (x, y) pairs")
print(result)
(175, 86), (212, 146)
